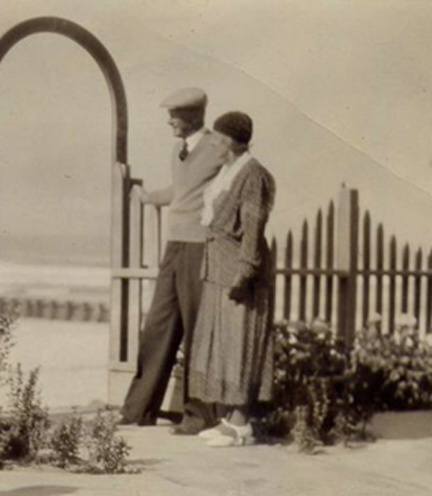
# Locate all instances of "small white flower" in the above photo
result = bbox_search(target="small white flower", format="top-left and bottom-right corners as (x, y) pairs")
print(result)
(404, 337), (414, 348)
(395, 313), (417, 328)
(367, 312), (382, 325)
(311, 318), (329, 333)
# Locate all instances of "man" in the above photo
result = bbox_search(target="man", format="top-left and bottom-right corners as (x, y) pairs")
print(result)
(120, 88), (226, 434)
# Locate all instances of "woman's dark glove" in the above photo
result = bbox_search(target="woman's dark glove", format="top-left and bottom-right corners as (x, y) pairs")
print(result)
(228, 275), (251, 303)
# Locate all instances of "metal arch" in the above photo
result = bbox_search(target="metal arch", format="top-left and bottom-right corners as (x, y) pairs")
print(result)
(0, 16), (128, 163)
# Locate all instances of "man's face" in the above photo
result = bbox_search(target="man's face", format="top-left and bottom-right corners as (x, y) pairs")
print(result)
(167, 108), (203, 138)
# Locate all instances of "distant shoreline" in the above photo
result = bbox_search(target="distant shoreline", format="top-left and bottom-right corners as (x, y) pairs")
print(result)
(0, 261), (111, 322)
(0, 255), (109, 269)
(0, 260), (110, 302)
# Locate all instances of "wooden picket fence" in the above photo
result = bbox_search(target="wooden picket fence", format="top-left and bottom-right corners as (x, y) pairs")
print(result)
(270, 188), (432, 345)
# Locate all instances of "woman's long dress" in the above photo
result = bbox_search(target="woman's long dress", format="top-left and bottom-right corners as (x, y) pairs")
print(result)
(189, 158), (276, 406)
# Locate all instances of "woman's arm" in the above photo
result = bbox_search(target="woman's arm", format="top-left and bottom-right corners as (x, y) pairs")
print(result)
(229, 167), (275, 300)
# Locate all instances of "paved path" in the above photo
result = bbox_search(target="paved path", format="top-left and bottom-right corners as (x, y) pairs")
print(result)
(1, 319), (432, 495)
(1, 425), (432, 496)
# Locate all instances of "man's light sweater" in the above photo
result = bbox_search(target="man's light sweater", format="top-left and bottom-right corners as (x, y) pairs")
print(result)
(148, 130), (226, 243)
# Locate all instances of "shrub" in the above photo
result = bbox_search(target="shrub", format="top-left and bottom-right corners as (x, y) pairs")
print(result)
(82, 407), (131, 474)
(347, 313), (432, 428)
(0, 308), (18, 385)
(262, 313), (432, 451)
(0, 367), (134, 473)
(261, 319), (347, 445)
(50, 411), (83, 468)
(0, 365), (50, 462)
(0, 312), (134, 473)
(292, 405), (322, 454)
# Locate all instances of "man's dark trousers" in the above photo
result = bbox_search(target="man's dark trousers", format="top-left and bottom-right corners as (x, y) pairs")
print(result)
(121, 241), (215, 427)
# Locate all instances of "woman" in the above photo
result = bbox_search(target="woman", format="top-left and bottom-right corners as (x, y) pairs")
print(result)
(189, 111), (276, 447)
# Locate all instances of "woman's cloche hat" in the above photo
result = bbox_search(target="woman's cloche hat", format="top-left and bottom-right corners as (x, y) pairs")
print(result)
(213, 111), (253, 145)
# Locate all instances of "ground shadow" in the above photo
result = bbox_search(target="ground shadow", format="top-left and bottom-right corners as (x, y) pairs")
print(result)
(128, 457), (166, 469)
(370, 412), (432, 441)
(1, 487), (77, 496)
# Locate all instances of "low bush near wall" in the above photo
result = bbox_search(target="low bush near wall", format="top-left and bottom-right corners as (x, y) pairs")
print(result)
(259, 319), (347, 452)
(1, 397), (134, 473)
(260, 314), (432, 452)
(82, 408), (132, 474)
(0, 308), (18, 385)
(49, 407), (134, 474)
(0, 310), (134, 474)
(346, 314), (432, 428)
(49, 411), (83, 468)
(0, 365), (50, 462)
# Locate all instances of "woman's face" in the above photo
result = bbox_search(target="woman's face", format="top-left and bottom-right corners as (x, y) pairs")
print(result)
(213, 131), (234, 162)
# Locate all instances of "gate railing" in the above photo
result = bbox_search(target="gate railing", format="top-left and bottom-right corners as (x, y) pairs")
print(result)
(109, 172), (163, 402)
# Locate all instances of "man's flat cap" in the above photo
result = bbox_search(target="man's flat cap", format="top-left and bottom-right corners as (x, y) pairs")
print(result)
(160, 87), (208, 109)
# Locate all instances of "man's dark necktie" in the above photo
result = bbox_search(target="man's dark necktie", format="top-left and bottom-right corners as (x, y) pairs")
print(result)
(179, 140), (189, 161)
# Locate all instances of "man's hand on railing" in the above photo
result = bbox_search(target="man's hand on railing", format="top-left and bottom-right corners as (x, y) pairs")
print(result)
(140, 188), (151, 205)
(139, 184), (151, 204)
(129, 183), (151, 205)
(130, 182), (173, 207)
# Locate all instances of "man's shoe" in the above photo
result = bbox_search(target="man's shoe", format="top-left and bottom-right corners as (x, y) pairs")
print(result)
(170, 416), (206, 435)
(158, 411), (183, 424)
(137, 415), (157, 426)
(117, 417), (134, 426)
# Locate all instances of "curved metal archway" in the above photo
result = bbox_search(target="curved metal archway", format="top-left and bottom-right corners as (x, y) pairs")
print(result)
(0, 17), (132, 384)
(0, 16), (128, 162)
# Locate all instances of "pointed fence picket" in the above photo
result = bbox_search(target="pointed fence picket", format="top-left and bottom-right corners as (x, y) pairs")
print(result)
(270, 188), (432, 345)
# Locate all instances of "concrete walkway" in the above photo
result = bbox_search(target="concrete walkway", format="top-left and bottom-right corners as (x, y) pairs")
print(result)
(1, 319), (432, 495)
(0, 424), (432, 496)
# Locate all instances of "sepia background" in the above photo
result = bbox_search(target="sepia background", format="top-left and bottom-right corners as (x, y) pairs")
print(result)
(0, 0), (431, 271)
(0, 1), (431, 409)
(0, 6), (431, 496)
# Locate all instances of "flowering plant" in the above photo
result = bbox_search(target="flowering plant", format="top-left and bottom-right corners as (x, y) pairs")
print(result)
(347, 313), (432, 420)
(261, 313), (432, 450)
(0, 308), (18, 385)
(261, 319), (347, 445)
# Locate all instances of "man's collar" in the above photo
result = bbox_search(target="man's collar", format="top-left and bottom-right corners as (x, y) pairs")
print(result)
(185, 127), (206, 152)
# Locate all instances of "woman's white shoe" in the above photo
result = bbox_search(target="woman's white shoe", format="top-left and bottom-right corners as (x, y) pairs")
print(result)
(199, 418), (239, 439)
(206, 420), (254, 447)
(198, 423), (225, 439)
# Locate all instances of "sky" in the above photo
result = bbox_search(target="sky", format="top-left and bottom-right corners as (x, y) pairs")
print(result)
(0, 0), (431, 265)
